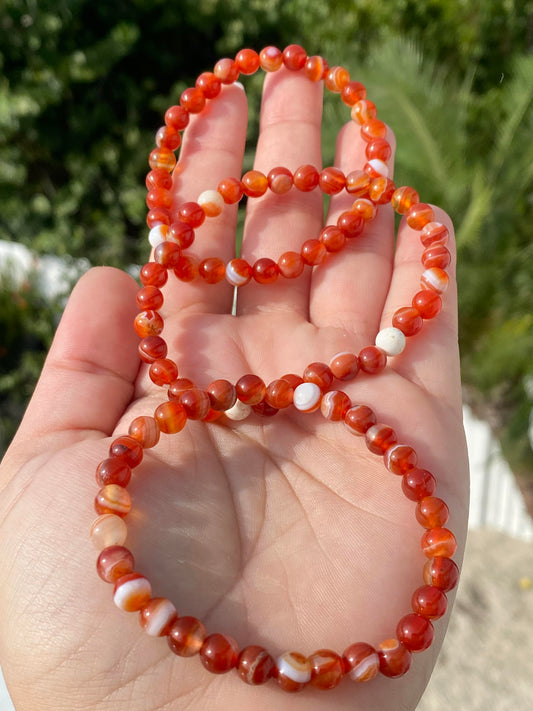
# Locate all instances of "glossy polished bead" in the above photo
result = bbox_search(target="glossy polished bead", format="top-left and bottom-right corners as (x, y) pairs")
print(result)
(391, 186), (420, 214)
(235, 48), (260, 75)
(128, 415), (160, 449)
(351, 99), (377, 124)
(168, 377), (195, 400)
(154, 241), (182, 268)
(140, 261), (168, 287)
(304, 55), (328, 81)
(319, 225), (346, 252)
(96, 457), (131, 488)
(282, 44), (307, 71)
(421, 527), (457, 558)
(420, 221), (449, 247)
(293, 164), (319, 191)
(397, 613), (434, 652)
(423, 557), (460, 592)
(109, 436), (143, 467)
(421, 267), (449, 294)
(406, 202), (435, 230)
(214, 57), (239, 84)
(329, 351), (359, 380)
(136, 285), (164, 311)
(375, 327), (406, 356)
(97, 545), (134, 583)
(341, 80), (366, 105)
(147, 207), (171, 228)
(200, 633), (239, 674)
(95, 484), (132, 517)
(139, 597), (178, 636)
(319, 167), (346, 194)
(253, 258), (279, 284)
(134, 310), (164, 338)
(206, 379), (237, 410)
(180, 86), (206, 113)
(146, 187), (172, 210)
(149, 357), (179, 386)
(365, 137), (392, 162)
(325, 65), (350, 92)
(113, 572), (152, 612)
(168, 616), (207, 657)
(365, 423), (397, 455)
(168, 220), (195, 248)
(138, 335), (167, 363)
(236, 374), (266, 405)
(278, 251), (304, 278)
(242, 170), (268, 197)
(337, 211), (365, 238)
(308, 649), (344, 689)
(416, 497), (450, 528)
(392, 307), (423, 337)
(411, 585), (448, 620)
(217, 176), (243, 204)
(320, 390), (351, 421)
(252, 400), (279, 417)
(226, 258), (252, 286)
(265, 379), (294, 409)
(352, 198), (377, 221)
(147, 224), (169, 250)
(293, 382), (322, 412)
(260, 46), (283, 72)
(358, 346), (387, 374)
(364, 158), (389, 179)
(198, 189), (224, 217)
(344, 404), (377, 434)
(345, 170), (371, 196)
(224, 399), (252, 420)
(154, 401), (187, 434)
(165, 104), (189, 130)
(303, 362), (334, 391)
(360, 118), (387, 141)
(412, 289), (442, 319)
(90, 514), (127, 550)
(281, 373), (304, 389)
(156, 124), (181, 150)
(178, 388), (211, 420)
(342, 642), (379, 682)
(422, 244), (451, 269)
(377, 639), (411, 678)
(268, 166), (293, 194)
(402, 468), (437, 501)
(195, 71), (222, 99)
(237, 645), (275, 685)
(277, 651), (311, 692)
(369, 176), (396, 204)
(174, 254), (198, 282)
(385, 444), (418, 475)
(301, 239), (327, 265)
(199, 257), (226, 284)
(178, 201), (205, 227)
(149, 147), (176, 172)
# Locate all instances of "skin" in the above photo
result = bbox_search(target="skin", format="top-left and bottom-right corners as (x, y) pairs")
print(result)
(0, 68), (468, 711)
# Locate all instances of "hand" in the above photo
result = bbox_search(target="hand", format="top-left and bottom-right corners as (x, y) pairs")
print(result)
(0, 67), (468, 711)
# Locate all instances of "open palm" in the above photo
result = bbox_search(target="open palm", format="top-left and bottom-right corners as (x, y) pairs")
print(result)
(0, 69), (468, 711)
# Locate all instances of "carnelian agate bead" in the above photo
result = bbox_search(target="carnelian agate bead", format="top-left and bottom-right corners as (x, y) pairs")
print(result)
(146, 168), (173, 191)
(168, 377), (195, 399)
(180, 86), (206, 113)
(174, 254), (198, 282)
(95, 484), (132, 517)
(147, 207), (171, 228)
(391, 186), (420, 214)
(200, 633), (239, 674)
(345, 169), (370, 196)
(293, 163), (319, 192)
(268, 166), (293, 194)
(96, 458), (131, 488)
(421, 244), (451, 271)
(242, 170), (268, 197)
(421, 267), (449, 294)
(168, 616), (206, 656)
(217, 176), (243, 204)
(341, 80), (367, 106)
(128, 415), (160, 449)
(301, 239), (327, 265)
(308, 649), (344, 689)
(377, 639), (411, 678)
(319, 225), (346, 252)
(366, 137), (392, 161)
(411, 585), (448, 620)
(149, 147), (176, 172)
(412, 289), (442, 319)
(329, 351), (359, 381)
(265, 379), (294, 409)
(420, 221), (449, 247)
(337, 211), (365, 238)
(319, 166), (346, 194)
(259, 46), (283, 72)
(361, 118), (387, 141)
(155, 125), (181, 151)
(278, 251), (304, 278)
(253, 257), (279, 284)
(342, 642), (380, 682)
(320, 390), (351, 421)
(178, 388), (211, 420)
(369, 177), (396, 204)
(198, 189), (224, 217)
(281, 373), (304, 389)
(138, 335), (167, 363)
(392, 307), (423, 337)
(165, 104), (189, 130)
(199, 257), (226, 284)
(344, 404), (377, 435)
(351, 99), (377, 124)
(97, 545), (134, 583)
(168, 220), (195, 248)
(178, 201), (205, 227)
(416, 496), (450, 528)
(384, 444), (418, 475)
(325, 66), (350, 92)
(235, 48), (260, 74)
(237, 645), (275, 685)
(423, 557), (460, 592)
(282, 44), (307, 71)
(252, 400), (279, 417)
(305, 55), (328, 82)
(113, 572), (152, 612)
(154, 401), (187, 434)
(406, 202), (435, 230)
(195, 71), (222, 99)
(236, 374), (266, 405)
(110, 436), (143, 467)
(139, 597), (178, 637)
(90, 514), (127, 550)
(397, 614), (434, 652)
(303, 361), (334, 391)
(365, 423), (398, 455)
(214, 57), (239, 84)
(134, 310), (164, 338)
(149, 358), (179, 386)
(421, 527), (457, 558)
(154, 241), (182, 269)
(276, 651), (311, 692)
(358, 346), (387, 374)
(402, 468), (437, 501)
(352, 197), (377, 221)
(140, 261), (168, 287)
(206, 379), (237, 410)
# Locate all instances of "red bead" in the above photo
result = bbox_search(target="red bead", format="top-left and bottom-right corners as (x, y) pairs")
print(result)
(320, 390), (351, 421)
(168, 220), (195, 248)
(242, 170), (268, 197)
(384, 444), (418, 475)
(365, 423), (397, 455)
(345, 170), (371, 196)
(128, 415), (160, 449)
(342, 642), (379, 682)
(178, 201), (205, 227)
(416, 496), (450, 528)
(199, 257), (226, 284)
(154, 401), (187, 434)
(420, 221), (449, 248)
(267, 166), (293, 194)
(351, 198), (376, 221)
(237, 645), (275, 685)
(109, 436), (143, 468)
(146, 168), (173, 191)
(259, 46), (283, 72)
(369, 177), (396, 204)
(235, 374), (266, 405)
(406, 202), (435, 230)
(174, 254), (198, 282)
(281, 373), (305, 389)
(319, 166), (346, 195)
(351, 99), (377, 124)
(303, 362), (334, 391)
(214, 57), (239, 84)
(365, 137), (392, 162)
(422, 244), (451, 269)
(139, 597), (178, 637)
(165, 105), (189, 130)
(392, 307), (423, 337)
(155, 125), (181, 151)
(304, 55), (328, 82)
(235, 48), (260, 74)
(308, 649), (344, 689)
(276, 651), (311, 692)
(397, 614), (434, 652)
(178, 388), (211, 420)
(217, 177), (243, 204)
(278, 251), (304, 278)
(391, 186), (420, 215)
(195, 71), (222, 99)
(412, 289), (442, 319)
(341, 80), (366, 105)
(149, 357), (179, 386)
(423, 557), (460, 592)
(411, 585), (448, 620)
(168, 616), (206, 657)
(134, 310), (163, 338)
(344, 404), (376, 434)
(301, 238), (327, 265)
(337, 211), (365, 239)
(358, 346), (387, 374)
(421, 527), (457, 558)
(226, 258), (252, 287)
(325, 65), (350, 92)
(282, 44), (307, 71)
(377, 639), (411, 678)
(265, 379), (294, 409)
(329, 351), (359, 381)
(140, 262), (168, 288)
(153, 241), (181, 269)
(361, 118), (387, 141)
(148, 147), (176, 172)
(253, 258), (279, 284)
(180, 86), (206, 113)
(206, 379), (237, 410)
(96, 458), (131, 488)
(138, 335), (167, 363)
(293, 164), (319, 192)
(200, 633), (239, 674)
(318, 225), (345, 253)
(402, 468), (437, 501)
(146, 207), (171, 228)
(97, 545), (134, 583)
(252, 400), (279, 417)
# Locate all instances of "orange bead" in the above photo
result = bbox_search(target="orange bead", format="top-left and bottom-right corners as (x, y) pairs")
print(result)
(174, 254), (198, 282)
(139, 597), (178, 637)
(369, 177), (396, 204)
(140, 262), (168, 288)
(412, 289), (442, 319)
(358, 345), (386, 374)
(337, 211), (365, 238)
(301, 238), (327, 266)
(155, 125), (181, 151)
(420, 221), (449, 248)
(325, 65), (350, 92)
(391, 185), (420, 214)
(206, 379), (237, 410)
(180, 87), (206, 114)
(97, 545), (134, 583)
(90, 514), (127, 550)
(308, 649), (344, 689)
(304, 55), (328, 81)
(365, 423), (397, 455)
(360, 118), (387, 141)
(351, 198), (376, 221)
(199, 257), (226, 284)
(276, 651), (311, 692)
(319, 166), (346, 195)
(96, 457), (131, 488)
(200, 633), (239, 674)
(344, 404), (377, 435)
(329, 351), (359, 381)
(154, 401), (187, 434)
(148, 147), (176, 172)
(138, 335), (167, 363)
(242, 170), (268, 197)
(377, 639), (411, 678)
(282, 44), (307, 71)
(341, 80), (366, 106)
(113, 572), (152, 612)
(402, 468), (437, 502)
(253, 257), (279, 284)
(217, 176), (243, 204)
(397, 614), (434, 652)
(178, 388), (211, 420)
(226, 258), (252, 286)
(146, 168), (173, 191)
(342, 642), (379, 682)
(237, 645), (275, 685)
(320, 390), (351, 421)
(411, 584), (448, 620)
(214, 57), (239, 84)
(178, 201), (205, 227)
(392, 306), (423, 337)
(303, 361), (334, 391)
(421, 267), (449, 294)
(236, 374), (266, 405)
(168, 377), (196, 401)
(235, 48), (260, 75)
(265, 378), (294, 409)
(422, 244), (451, 269)
(278, 251), (304, 278)
(128, 415), (160, 449)
(319, 225), (346, 253)
(165, 104), (189, 130)
(351, 99), (377, 124)
(365, 137), (392, 162)
(259, 46), (283, 72)
(423, 556), (460, 592)
(95, 484), (132, 518)
(406, 202), (435, 230)
(293, 163), (319, 191)
(345, 170), (370, 197)
(421, 527), (457, 558)
(267, 166), (293, 194)
(149, 357), (179, 386)
(168, 220), (194, 248)
(384, 444), (418, 475)
(195, 71), (222, 99)
(168, 616), (206, 656)
(109, 435), (143, 467)
(416, 496), (450, 528)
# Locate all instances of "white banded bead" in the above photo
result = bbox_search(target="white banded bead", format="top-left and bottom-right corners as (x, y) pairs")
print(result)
(367, 158), (389, 177)
(113, 574), (152, 612)
(225, 259), (251, 286)
(277, 652), (312, 684)
(293, 382), (321, 412)
(148, 224), (168, 248)
(197, 189), (224, 217)
(421, 267), (449, 294)
(139, 597), (177, 636)
(224, 399), (252, 421)
(375, 327), (406, 356)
